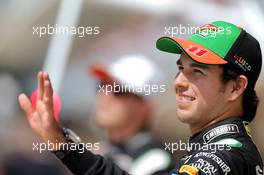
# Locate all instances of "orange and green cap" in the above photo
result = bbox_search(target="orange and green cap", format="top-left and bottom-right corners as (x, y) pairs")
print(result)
(156, 21), (262, 88)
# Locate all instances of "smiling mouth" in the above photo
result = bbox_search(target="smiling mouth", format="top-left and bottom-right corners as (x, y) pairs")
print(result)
(177, 95), (196, 102)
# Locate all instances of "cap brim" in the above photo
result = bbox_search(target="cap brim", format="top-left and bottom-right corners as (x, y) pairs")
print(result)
(89, 65), (114, 83)
(156, 37), (227, 64)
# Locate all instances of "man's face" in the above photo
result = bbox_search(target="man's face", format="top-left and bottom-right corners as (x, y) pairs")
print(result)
(95, 85), (144, 129)
(173, 54), (228, 126)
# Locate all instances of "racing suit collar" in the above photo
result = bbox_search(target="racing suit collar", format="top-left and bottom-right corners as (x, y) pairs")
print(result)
(188, 117), (250, 149)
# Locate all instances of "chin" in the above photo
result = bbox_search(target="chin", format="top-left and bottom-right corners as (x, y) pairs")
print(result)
(176, 109), (196, 124)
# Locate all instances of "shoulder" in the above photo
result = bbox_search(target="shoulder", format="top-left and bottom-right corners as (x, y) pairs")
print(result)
(179, 141), (246, 175)
(179, 138), (263, 175)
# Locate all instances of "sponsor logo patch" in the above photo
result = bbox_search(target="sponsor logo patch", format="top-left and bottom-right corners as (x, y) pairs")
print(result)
(179, 165), (199, 175)
(233, 54), (251, 72)
(194, 152), (230, 174)
(203, 124), (239, 143)
(196, 24), (219, 38)
(187, 46), (209, 57)
(191, 159), (217, 174)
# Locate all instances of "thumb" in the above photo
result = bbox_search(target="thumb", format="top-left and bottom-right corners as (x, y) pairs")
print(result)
(18, 93), (34, 119)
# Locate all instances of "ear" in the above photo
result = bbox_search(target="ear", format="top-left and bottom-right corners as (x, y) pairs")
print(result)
(228, 75), (248, 101)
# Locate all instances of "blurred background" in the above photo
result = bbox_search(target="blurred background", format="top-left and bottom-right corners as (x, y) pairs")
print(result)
(0, 0), (263, 174)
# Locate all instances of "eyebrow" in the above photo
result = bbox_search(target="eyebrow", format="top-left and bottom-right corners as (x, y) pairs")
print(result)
(177, 59), (210, 69)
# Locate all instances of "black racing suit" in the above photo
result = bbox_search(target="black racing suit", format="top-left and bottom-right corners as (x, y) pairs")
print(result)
(169, 117), (263, 175)
(57, 117), (263, 175)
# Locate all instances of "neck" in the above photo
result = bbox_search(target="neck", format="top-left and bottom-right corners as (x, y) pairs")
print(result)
(190, 114), (232, 135)
(190, 103), (244, 135)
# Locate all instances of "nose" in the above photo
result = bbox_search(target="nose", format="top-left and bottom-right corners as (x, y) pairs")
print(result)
(173, 72), (189, 93)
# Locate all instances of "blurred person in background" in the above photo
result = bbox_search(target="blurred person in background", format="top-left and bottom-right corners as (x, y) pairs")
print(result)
(89, 54), (174, 174)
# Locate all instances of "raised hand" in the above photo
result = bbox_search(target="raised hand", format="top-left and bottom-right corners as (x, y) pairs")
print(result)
(18, 71), (66, 148)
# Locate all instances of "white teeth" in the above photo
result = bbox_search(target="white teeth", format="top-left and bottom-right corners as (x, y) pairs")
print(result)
(186, 96), (192, 100)
(183, 96), (191, 101)
(179, 95), (195, 101)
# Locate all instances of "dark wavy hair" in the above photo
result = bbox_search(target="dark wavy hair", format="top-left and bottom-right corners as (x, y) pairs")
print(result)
(220, 64), (259, 122)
